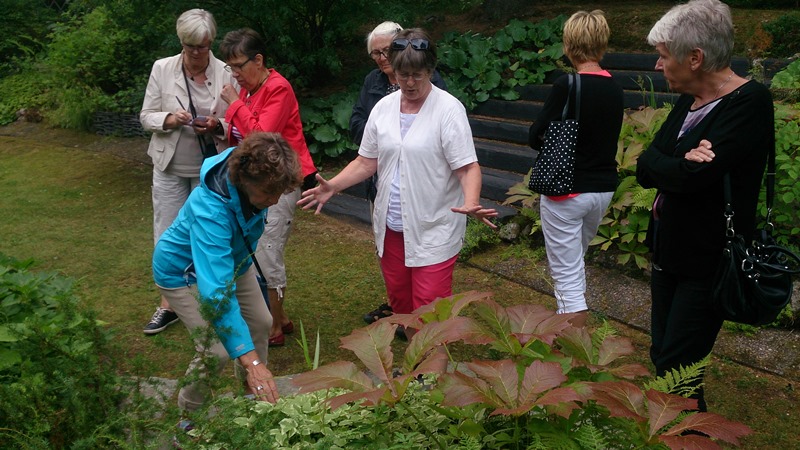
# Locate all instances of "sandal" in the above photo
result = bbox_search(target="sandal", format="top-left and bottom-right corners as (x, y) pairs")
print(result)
(363, 303), (393, 324)
(281, 321), (294, 335)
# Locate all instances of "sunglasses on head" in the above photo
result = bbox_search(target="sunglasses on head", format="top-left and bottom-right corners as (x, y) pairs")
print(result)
(391, 38), (430, 51)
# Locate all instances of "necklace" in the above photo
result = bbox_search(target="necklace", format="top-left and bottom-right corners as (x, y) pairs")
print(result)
(578, 63), (601, 72)
(183, 61), (209, 81)
(713, 71), (734, 100)
(249, 70), (270, 96)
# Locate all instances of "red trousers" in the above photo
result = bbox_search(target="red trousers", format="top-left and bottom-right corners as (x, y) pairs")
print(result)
(380, 228), (458, 315)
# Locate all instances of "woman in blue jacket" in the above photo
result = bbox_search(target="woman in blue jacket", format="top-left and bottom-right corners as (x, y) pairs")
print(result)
(153, 132), (301, 413)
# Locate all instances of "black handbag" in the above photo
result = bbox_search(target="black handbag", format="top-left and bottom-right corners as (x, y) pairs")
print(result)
(529, 73), (580, 196)
(711, 148), (800, 326)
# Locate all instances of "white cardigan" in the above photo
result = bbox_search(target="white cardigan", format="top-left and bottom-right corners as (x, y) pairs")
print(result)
(140, 52), (237, 171)
(360, 86), (477, 267)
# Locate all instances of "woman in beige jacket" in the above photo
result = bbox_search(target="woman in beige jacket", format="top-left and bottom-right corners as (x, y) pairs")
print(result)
(139, 8), (238, 335)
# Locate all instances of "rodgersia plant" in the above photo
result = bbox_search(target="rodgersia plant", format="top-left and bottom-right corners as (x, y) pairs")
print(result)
(289, 291), (752, 449)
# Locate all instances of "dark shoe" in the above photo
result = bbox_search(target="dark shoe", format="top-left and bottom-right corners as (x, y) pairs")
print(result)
(281, 321), (294, 335)
(363, 303), (393, 324)
(143, 307), (179, 335)
(268, 333), (285, 347)
(394, 325), (407, 341)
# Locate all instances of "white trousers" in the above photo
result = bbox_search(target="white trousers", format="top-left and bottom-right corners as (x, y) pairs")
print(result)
(540, 192), (613, 314)
(253, 187), (300, 290)
(152, 168), (199, 243)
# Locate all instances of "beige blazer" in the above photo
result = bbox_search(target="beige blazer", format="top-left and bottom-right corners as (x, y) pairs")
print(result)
(140, 52), (238, 171)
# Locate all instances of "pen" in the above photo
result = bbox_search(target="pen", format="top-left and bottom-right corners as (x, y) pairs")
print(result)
(175, 96), (187, 111)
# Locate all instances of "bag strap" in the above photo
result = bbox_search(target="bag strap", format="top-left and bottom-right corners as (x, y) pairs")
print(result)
(561, 73), (581, 122)
(722, 136), (776, 236)
(234, 215), (269, 282)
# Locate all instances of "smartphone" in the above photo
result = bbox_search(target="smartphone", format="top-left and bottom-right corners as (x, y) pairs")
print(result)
(191, 116), (208, 126)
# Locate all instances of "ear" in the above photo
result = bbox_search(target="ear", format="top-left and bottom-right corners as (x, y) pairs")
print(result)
(688, 48), (704, 71)
(254, 54), (264, 67)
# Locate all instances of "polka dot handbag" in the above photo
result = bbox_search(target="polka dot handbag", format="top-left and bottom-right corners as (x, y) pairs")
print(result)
(529, 73), (581, 196)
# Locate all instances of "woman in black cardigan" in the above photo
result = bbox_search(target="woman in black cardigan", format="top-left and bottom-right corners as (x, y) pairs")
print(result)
(528, 10), (623, 328)
(636, 0), (774, 412)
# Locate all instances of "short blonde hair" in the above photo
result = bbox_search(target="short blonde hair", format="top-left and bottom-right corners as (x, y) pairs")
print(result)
(176, 9), (217, 45)
(562, 10), (610, 64)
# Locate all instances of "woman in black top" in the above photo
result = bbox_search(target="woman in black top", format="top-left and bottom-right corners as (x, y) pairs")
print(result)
(528, 10), (623, 327)
(636, 0), (773, 412)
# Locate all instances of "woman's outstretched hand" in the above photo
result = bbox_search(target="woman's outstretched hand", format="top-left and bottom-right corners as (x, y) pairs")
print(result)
(451, 204), (499, 229)
(297, 173), (335, 214)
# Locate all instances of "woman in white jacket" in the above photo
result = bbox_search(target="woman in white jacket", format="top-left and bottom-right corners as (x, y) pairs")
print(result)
(139, 8), (237, 335)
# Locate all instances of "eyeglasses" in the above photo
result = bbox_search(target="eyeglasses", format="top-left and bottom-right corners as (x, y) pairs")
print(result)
(390, 38), (430, 51)
(182, 43), (210, 53)
(396, 71), (428, 81)
(224, 58), (252, 73)
(370, 48), (390, 60)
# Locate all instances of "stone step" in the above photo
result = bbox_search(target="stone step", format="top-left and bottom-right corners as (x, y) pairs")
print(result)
(474, 138), (533, 174)
(468, 115), (529, 145)
(472, 98), (542, 122)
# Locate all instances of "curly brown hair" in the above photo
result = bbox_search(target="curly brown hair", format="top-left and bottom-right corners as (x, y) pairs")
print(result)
(228, 132), (302, 195)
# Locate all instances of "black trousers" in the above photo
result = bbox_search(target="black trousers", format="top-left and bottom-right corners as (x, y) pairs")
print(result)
(650, 268), (724, 412)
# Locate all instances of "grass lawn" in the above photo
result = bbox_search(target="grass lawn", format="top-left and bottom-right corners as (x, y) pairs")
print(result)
(1, 124), (798, 447)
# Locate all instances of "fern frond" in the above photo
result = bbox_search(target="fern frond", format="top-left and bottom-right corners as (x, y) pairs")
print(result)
(590, 320), (617, 349)
(644, 355), (710, 398)
(573, 423), (609, 450)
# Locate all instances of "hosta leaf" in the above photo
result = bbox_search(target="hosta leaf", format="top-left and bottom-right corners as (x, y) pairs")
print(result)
(292, 361), (375, 394)
(340, 321), (395, 383)
(312, 124), (339, 143)
(592, 380), (647, 420)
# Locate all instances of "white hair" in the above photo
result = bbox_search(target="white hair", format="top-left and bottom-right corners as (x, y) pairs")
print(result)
(647, 0), (733, 72)
(366, 21), (403, 54)
(176, 9), (217, 45)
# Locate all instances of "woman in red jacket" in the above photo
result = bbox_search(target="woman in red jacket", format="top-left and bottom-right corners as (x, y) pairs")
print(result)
(219, 28), (318, 346)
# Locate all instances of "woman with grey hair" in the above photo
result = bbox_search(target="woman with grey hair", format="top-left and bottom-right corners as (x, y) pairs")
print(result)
(636, 0), (774, 411)
(140, 8), (237, 335)
(349, 21), (448, 326)
(302, 28), (497, 340)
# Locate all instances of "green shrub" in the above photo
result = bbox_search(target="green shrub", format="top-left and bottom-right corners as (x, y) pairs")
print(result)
(771, 59), (800, 89)
(0, 254), (125, 448)
(438, 17), (565, 110)
(762, 12), (800, 58)
(460, 217), (502, 261)
(300, 89), (359, 163)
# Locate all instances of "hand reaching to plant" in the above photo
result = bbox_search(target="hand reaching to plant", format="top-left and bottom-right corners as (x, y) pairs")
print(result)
(240, 352), (279, 403)
(451, 203), (499, 228)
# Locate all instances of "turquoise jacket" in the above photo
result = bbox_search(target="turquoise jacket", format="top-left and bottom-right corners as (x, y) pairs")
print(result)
(153, 147), (265, 359)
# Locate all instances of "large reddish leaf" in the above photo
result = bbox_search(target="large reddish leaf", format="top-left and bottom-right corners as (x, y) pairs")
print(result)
(660, 434), (721, 450)
(292, 361), (375, 394)
(411, 348), (449, 377)
(413, 291), (492, 323)
(328, 385), (390, 410)
(404, 317), (473, 369)
(664, 412), (752, 446)
(465, 359), (520, 407)
(645, 389), (698, 436)
(597, 335), (635, 366)
(557, 326), (594, 363)
(608, 363), (651, 380)
(495, 386), (579, 417)
(528, 313), (578, 345)
(592, 380), (647, 420)
(505, 304), (551, 333)
(474, 299), (512, 339)
(340, 321), (395, 384)
(439, 371), (499, 407)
